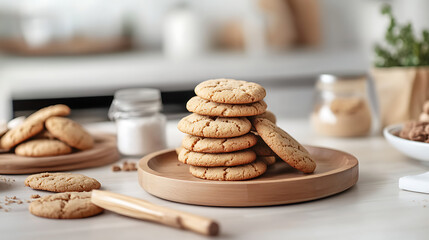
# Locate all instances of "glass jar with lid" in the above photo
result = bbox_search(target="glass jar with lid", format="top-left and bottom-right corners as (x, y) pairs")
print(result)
(108, 88), (167, 156)
(311, 74), (372, 137)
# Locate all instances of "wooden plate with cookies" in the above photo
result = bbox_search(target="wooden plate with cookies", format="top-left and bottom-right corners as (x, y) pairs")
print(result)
(139, 79), (359, 207)
(0, 134), (119, 174)
(0, 104), (119, 174)
(138, 146), (358, 207)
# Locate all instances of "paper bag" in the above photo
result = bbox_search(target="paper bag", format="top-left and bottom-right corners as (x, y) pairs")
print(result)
(371, 67), (429, 127)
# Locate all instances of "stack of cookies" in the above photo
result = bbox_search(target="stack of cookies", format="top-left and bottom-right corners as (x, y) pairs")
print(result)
(0, 104), (94, 157)
(178, 78), (317, 181)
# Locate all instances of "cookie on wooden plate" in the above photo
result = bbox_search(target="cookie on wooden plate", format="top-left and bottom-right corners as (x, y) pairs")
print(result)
(15, 139), (72, 157)
(0, 104), (70, 150)
(178, 148), (256, 167)
(252, 136), (276, 156)
(253, 110), (277, 124)
(182, 133), (258, 153)
(33, 129), (57, 140)
(177, 113), (251, 138)
(259, 156), (277, 166)
(45, 117), (94, 150)
(26, 104), (71, 123)
(189, 160), (267, 181)
(186, 96), (267, 117)
(0, 120), (44, 149)
(252, 118), (316, 173)
(29, 192), (103, 219)
(195, 79), (266, 104)
(25, 172), (101, 192)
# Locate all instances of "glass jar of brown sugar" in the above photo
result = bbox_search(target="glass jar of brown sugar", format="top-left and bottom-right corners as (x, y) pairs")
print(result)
(311, 74), (372, 137)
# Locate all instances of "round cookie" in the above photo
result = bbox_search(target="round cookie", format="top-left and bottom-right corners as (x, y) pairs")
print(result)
(178, 148), (256, 167)
(252, 137), (276, 156)
(25, 172), (101, 192)
(195, 79), (266, 104)
(0, 120), (44, 149)
(29, 192), (103, 219)
(45, 117), (94, 150)
(259, 156), (276, 166)
(252, 118), (316, 173)
(177, 113), (251, 138)
(182, 133), (258, 153)
(15, 139), (72, 157)
(33, 129), (57, 140)
(186, 96), (267, 117)
(254, 110), (277, 124)
(189, 160), (267, 181)
(26, 104), (71, 123)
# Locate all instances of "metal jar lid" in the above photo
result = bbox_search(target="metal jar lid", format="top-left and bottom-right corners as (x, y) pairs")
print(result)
(316, 74), (368, 93)
(108, 88), (162, 120)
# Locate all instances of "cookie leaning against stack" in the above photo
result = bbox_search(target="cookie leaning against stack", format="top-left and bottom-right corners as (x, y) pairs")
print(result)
(178, 79), (268, 181)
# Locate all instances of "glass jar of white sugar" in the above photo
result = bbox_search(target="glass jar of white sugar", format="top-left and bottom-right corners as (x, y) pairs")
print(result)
(108, 88), (167, 156)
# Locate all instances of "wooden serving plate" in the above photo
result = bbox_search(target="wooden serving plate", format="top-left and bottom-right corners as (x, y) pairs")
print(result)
(0, 134), (119, 174)
(138, 146), (359, 207)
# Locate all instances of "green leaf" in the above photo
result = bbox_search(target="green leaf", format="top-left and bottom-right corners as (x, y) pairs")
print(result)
(373, 4), (429, 67)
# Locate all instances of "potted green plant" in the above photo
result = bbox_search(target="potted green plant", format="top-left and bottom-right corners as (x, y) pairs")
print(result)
(371, 4), (429, 127)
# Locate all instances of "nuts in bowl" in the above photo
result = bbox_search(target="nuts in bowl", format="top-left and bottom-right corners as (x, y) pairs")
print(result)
(384, 121), (429, 162)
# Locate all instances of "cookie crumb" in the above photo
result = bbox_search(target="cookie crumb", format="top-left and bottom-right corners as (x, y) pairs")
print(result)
(0, 176), (15, 184)
(113, 161), (138, 172)
(31, 194), (40, 199)
(123, 162), (137, 171)
(112, 165), (121, 172)
(11, 196), (16, 200)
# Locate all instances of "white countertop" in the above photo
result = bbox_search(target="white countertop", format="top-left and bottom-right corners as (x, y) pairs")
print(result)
(1, 118), (429, 240)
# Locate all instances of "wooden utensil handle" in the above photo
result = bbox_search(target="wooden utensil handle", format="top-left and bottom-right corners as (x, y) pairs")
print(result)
(91, 190), (219, 236)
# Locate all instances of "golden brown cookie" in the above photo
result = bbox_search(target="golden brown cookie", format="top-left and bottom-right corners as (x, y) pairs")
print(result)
(195, 79), (266, 104)
(26, 104), (71, 123)
(186, 96), (267, 117)
(25, 172), (101, 192)
(15, 139), (72, 157)
(252, 118), (316, 173)
(254, 110), (277, 124)
(29, 192), (103, 219)
(45, 117), (94, 150)
(177, 113), (251, 138)
(182, 133), (258, 153)
(259, 156), (276, 166)
(33, 129), (57, 140)
(0, 120), (44, 149)
(178, 148), (256, 167)
(189, 160), (267, 181)
(252, 136), (276, 156)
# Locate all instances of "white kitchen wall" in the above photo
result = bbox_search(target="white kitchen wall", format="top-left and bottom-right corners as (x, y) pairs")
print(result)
(0, 0), (427, 121)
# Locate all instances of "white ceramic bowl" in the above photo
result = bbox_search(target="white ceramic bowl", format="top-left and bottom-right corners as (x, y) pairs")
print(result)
(384, 123), (429, 161)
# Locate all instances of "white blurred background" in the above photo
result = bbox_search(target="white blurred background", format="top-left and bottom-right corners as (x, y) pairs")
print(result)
(0, 0), (427, 122)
